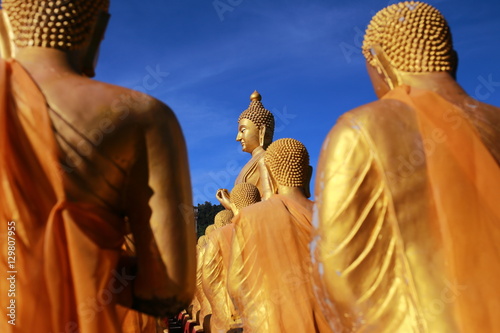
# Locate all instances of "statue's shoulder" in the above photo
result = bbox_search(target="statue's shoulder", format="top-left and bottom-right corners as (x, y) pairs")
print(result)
(84, 80), (180, 134)
(342, 98), (412, 125)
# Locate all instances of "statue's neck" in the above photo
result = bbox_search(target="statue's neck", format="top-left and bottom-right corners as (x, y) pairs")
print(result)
(397, 71), (468, 103)
(251, 146), (265, 158)
(276, 185), (307, 201)
(15, 47), (82, 78)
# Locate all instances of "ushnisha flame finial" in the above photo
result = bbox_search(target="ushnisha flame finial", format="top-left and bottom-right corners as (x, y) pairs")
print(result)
(250, 90), (262, 102)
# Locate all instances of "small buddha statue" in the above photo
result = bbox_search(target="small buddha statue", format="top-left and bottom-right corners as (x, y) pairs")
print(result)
(193, 235), (212, 332)
(312, 2), (500, 332)
(228, 139), (331, 333)
(229, 182), (262, 216)
(214, 209), (234, 228)
(216, 91), (275, 209)
(202, 209), (238, 333)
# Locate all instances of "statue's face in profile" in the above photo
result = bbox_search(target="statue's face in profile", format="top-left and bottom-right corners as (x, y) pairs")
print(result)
(236, 118), (260, 153)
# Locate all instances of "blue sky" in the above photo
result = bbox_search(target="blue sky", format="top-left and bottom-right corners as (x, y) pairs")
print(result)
(95, 0), (500, 205)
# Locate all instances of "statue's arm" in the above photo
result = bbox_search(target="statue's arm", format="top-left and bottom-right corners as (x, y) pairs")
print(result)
(123, 98), (196, 317)
(312, 112), (420, 331)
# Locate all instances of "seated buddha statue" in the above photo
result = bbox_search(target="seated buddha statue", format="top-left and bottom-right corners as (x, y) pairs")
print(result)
(311, 2), (500, 332)
(0, 1), (196, 333)
(216, 91), (275, 209)
(202, 209), (239, 333)
(228, 139), (331, 333)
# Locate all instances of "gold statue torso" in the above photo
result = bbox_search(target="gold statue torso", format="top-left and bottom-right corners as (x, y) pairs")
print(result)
(312, 85), (500, 332)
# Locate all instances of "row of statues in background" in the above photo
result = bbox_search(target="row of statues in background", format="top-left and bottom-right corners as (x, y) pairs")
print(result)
(1, 0), (500, 332)
(186, 2), (500, 333)
(188, 90), (326, 332)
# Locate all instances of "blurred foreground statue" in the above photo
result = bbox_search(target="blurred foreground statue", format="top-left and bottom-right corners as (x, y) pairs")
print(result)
(216, 91), (275, 208)
(312, 2), (500, 332)
(0, 1), (196, 332)
(229, 139), (330, 333)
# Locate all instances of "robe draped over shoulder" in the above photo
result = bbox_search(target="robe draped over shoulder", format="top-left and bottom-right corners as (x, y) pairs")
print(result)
(0, 59), (145, 332)
(203, 224), (238, 333)
(312, 85), (500, 332)
(228, 195), (331, 333)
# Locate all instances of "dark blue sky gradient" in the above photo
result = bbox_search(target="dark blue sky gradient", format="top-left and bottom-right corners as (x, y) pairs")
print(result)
(95, 0), (500, 205)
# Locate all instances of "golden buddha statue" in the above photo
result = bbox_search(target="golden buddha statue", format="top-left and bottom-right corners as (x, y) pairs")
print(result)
(312, 2), (500, 332)
(216, 91), (275, 208)
(228, 139), (331, 333)
(229, 182), (262, 216)
(202, 209), (239, 333)
(0, 1), (196, 333)
(214, 209), (234, 228)
(192, 235), (212, 332)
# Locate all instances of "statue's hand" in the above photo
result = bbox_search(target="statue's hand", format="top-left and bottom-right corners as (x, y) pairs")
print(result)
(216, 189), (232, 210)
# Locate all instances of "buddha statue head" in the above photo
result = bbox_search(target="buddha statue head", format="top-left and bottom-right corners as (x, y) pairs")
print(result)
(229, 182), (261, 215)
(362, 1), (457, 97)
(205, 224), (216, 236)
(197, 235), (207, 249)
(214, 209), (234, 228)
(236, 91), (275, 153)
(265, 138), (312, 197)
(1, 0), (110, 76)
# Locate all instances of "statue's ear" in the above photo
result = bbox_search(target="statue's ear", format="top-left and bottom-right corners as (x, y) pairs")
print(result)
(258, 125), (267, 147)
(0, 10), (15, 59)
(303, 165), (313, 198)
(82, 10), (110, 77)
(370, 44), (401, 90)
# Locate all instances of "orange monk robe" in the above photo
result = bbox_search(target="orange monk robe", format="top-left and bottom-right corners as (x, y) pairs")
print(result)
(0, 59), (131, 332)
(202, 224), (238, 333)
(228, 195), (332, 333)
(312, 85), (500, 332)
(120, 235), (158, 333)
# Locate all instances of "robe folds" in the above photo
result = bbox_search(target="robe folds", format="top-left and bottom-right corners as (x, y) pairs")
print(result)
(203, 224), (238, 333)
(228, 194), (332, 333)
(0, 59), (154, 332)
(312, 85), (500, 332)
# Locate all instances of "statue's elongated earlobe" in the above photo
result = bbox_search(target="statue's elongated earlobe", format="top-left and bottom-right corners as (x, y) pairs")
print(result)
(370, 44), (401, 90)
(259, 125), (267, 147)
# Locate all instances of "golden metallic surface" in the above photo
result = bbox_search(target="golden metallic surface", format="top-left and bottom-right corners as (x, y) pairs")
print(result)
(214, 209), (234, 228)
(229, 195), (332, 333)
(362, 1), (455, 74)
(265, 138), (309, 188)
(2, 0), (109, 50)
(216, 91), (275, 208)
(194, 239), (212, 329)
(227, 138), (330, 332)
(230, 182), (261, 212)
(312, 2), (500, 332)
(238, 90), (274, 142)
(0, 2), (196, 331)
(203, 224), (239, 333)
